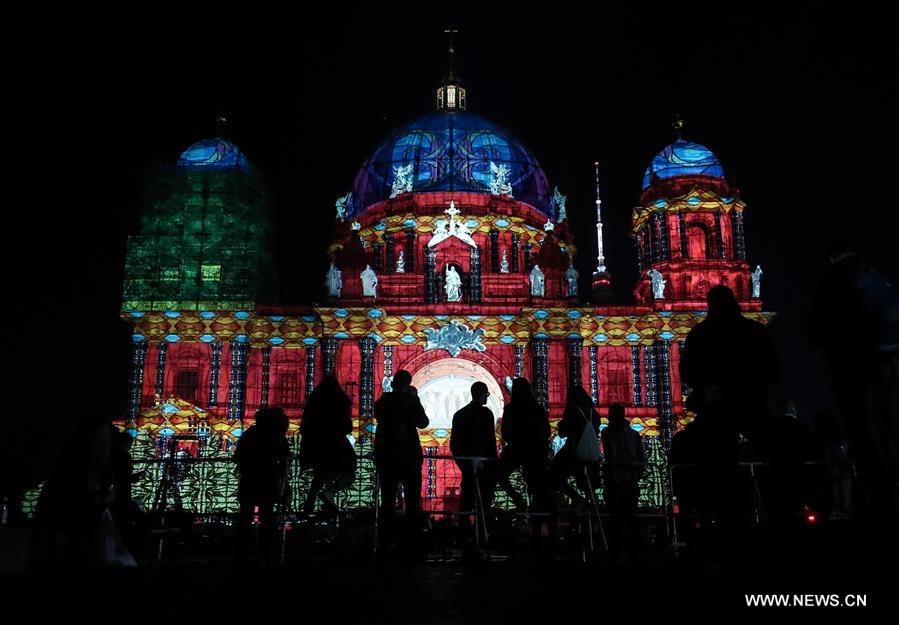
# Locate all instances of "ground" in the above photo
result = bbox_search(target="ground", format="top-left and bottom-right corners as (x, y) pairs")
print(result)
(2, 516), (891, 623)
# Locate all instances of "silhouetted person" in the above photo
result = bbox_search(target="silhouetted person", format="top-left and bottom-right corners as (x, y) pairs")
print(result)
(815, 408), (853, 519)
(602, 404), (645, 561)
(373, 369), (429, 553)
(109, 430), (147, 552)
(499, 378), (552, 512)
(809, 243), (899, 516)
(681, 285), (780, 443)
(300, 376), (356, 514)
(450, 381), (498, 555)
(499, 378), (556, 557)
(33, 419), (115, 567)
(552, 385), (602, 506)
(234, 406), (290, 563)
(680, 286), (780, 551)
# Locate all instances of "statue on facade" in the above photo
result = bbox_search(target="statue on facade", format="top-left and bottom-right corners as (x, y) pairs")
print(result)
(565, 263), (579, 297)
(361, 264), (378, 298)
(335, 192), (350, 222)
(751, 264), (762, 298)
(553, 186), (567, 222)
(326, 261), (343, 298)
(445, 266), (462, 302)
(530, 264), (545, 297)
(489, 161), (513, 196)
(648, 268), (666, 299)
(396, 250), (405, 273)
(389, 162), (414, 198)
(500, 248), (510, 273)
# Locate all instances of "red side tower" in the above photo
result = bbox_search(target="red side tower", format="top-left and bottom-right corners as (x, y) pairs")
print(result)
(632, 128), (758, 312)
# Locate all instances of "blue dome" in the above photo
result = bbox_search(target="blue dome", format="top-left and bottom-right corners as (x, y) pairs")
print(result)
(177, 138), (252, 172)
(352, 111), (552, 216)
(642, 140), (724, 190)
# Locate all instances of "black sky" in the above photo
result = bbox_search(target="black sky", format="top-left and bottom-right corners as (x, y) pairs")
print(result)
(7, 3), (896, 430)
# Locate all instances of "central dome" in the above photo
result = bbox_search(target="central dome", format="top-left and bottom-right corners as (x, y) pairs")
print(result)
(352, 110), (552, 216)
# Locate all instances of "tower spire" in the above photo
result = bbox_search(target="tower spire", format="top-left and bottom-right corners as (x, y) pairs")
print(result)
(592, 161), (613, 303)
(594, 161), (607, 273)
(437, 29), (466, 110)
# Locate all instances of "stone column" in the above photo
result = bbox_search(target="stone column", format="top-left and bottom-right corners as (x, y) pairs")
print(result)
(567, 337), (584, 389)
(322, 337), (338, 377)
(358, 337), (376, 424)
(128, 340), (148, 421)
(304, 345), (317, 399)
(531, 338), (549, 409)
(228, 341), (250, 425)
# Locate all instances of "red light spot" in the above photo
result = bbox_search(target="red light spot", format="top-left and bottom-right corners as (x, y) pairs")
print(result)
(807, 514), (817, 523)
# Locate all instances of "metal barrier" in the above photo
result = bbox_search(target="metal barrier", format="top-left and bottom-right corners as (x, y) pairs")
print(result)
(16, 446), (841, 562)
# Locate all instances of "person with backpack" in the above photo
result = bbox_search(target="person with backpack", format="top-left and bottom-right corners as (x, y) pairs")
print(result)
(601, 404), (645, 561)
(551, 385), (602, 508)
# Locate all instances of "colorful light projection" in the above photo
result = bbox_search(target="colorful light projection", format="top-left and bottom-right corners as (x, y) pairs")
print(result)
(642, 139), (725, 190)
(352, 111), (552, 216)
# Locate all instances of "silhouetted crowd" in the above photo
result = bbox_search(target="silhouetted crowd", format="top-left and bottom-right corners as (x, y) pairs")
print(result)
(3, 244), (896, 568)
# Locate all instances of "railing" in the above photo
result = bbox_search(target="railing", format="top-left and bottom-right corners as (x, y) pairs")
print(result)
(15, 442), (841, 561)
(122, 451), (670, 516)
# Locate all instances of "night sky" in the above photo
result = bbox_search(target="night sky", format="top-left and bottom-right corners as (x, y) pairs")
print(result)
(8, 4), (895, 441)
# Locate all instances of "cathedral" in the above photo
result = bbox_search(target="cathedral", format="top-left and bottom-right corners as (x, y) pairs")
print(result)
(119, 51), (769, 511)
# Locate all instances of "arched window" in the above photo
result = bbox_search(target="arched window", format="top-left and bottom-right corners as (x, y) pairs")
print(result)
(687, 223), (715, 259)
(273, 370), (300, 406)
(175, 368), (200, 402)
(599, 348), (632, 405)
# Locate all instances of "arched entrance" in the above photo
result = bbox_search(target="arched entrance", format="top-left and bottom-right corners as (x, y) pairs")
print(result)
(410, 358), (505, 430)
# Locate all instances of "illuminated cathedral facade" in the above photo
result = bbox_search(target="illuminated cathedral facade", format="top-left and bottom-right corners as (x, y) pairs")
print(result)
(119, 54), (769, 510)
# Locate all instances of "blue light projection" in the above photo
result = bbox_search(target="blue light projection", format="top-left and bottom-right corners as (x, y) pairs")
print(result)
(642, 140), (724, 190)
(353, 111), (552, 215)
(177, 138), (252, 172)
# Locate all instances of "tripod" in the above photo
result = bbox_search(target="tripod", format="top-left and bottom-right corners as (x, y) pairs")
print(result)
(582, 466), (609, 556)
(150, 441), (191, 561)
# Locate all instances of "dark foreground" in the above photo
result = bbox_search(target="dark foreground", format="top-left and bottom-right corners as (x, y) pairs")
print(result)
(1, 516), (892, 624)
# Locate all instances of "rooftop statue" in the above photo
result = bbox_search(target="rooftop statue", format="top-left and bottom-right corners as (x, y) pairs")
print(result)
(489, 161), (513, 197)
(361, 264), (378, 298)
(326, 261), (343, 298)
(335, 192), (350, 222)
(389, 162), (414, 198)
(648, 268), (666, 299)
(530, 264), (545, 297)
